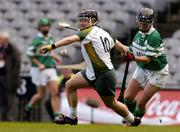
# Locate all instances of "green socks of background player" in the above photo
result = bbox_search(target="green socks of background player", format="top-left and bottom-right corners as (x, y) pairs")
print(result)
(134, 107), (145, 118)
(124, 99), (136, 113)
(53, 112), (61, 119)
(25, 103), (61, 120)
(124, 99), (145, 118)
(25, 103), (32, 112)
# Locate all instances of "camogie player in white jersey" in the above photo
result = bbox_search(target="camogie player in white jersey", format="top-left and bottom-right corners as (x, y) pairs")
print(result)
(39, 9), (141, 126)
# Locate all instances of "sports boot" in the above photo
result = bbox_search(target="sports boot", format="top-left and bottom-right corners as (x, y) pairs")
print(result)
(54, 114), (78, 125)
(129, 117), (141, 126)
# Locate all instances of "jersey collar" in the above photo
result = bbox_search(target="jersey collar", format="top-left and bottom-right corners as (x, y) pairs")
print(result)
(37, 32), (51, 38)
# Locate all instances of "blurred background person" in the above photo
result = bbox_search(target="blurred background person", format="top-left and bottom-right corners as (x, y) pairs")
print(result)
(45, 68), (75, 121)
(25, 18), (61, 121)
(0, 31), (21, 121)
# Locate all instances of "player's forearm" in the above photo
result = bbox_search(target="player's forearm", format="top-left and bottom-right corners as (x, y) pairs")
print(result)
(134, 56), (151, 63)
(54, 35), (79, 48)
(39, 35), (80, 54)
(31, 57), (43, 66)
(114, 40), (128, 54)
(51, 52), (61, 62)
(76, 62), (86, 68)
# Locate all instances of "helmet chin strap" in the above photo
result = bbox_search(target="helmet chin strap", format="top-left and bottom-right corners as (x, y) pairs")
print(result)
(93, 21), (97, 25)
(41, 30), (49, 36)
(89, 18), (97, 26)
(140, 29), (149, 33)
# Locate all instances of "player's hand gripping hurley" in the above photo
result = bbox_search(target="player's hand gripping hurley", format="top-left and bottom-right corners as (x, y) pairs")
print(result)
(39, 44), (55, 54)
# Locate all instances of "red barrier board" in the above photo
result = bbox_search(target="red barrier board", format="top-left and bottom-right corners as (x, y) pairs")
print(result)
(76, 89), (180, 125)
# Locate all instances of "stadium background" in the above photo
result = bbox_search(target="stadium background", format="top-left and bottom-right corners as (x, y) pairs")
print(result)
(0, 0), (180, 126)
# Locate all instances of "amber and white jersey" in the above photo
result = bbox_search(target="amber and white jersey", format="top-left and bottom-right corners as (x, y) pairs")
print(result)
(76, 26), (115, 80)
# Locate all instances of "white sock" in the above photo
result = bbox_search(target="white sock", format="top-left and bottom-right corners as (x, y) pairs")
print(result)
(124, 112), (134, 124)
(68, 107), (77, 119)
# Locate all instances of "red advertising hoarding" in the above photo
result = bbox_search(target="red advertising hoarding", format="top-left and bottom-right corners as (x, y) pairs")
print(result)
(70, 88), (180, 125)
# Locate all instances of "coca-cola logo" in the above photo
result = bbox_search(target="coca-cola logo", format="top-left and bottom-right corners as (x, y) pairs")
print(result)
(145, 93), (180, 122)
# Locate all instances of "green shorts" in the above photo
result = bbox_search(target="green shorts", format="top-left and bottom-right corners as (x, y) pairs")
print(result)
(81, 69), (117, 97)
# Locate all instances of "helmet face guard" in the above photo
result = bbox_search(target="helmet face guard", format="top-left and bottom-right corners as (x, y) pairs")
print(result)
(137, 8), (154, 23)
(38, 18), (51, 35)
(137, 8), (154, 33)
(78, 17), (91, 22)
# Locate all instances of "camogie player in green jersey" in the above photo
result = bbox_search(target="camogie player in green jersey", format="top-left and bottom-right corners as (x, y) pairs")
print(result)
(25, 18), (61, 121)
(123, 8), (169, 123)
(39, 9), (141, 126)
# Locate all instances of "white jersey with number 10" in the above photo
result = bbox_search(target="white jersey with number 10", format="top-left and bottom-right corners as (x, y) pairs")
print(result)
(76, 26), (115, 81)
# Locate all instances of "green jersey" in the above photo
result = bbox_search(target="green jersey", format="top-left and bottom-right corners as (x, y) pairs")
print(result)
(27, 32), (55, 68)
(129, 27), (168, 71)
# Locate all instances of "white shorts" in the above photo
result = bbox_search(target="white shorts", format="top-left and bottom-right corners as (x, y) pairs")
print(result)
(132, 65), (169, 88)
(30, 67), (58, 86)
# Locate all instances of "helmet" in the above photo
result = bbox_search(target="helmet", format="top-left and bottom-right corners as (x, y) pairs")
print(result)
(77, 9), (98, 23)
(137, 8), (154, 23)
(38, 18), (51, 27)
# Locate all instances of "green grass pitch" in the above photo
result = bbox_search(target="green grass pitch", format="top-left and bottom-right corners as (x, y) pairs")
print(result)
(0, 122), (179, 132)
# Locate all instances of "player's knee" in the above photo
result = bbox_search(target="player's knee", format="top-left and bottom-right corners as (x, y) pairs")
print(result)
(65, 80), (71, 89)
(65, 81), (71, 93)
(65, 80), (76, 93)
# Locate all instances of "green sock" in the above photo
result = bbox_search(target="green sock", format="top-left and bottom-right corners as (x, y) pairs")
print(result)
(25, 103), (32, 111)
(124, 99), (136, 113)
(134, 107), (145, 118)
(53, 112), (60, 118)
